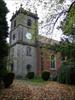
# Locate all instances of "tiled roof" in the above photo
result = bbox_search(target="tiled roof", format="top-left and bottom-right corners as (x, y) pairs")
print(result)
(38, 35), (59, 45)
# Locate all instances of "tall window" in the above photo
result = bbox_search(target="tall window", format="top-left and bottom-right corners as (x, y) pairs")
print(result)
(14, 20), (16, 28)
(27, 19), (32, 26)
(26, 46), (31, 56)
(11, 47), (14, 56)
(50, 55), (56, 69)
(13, 34), (16, 40)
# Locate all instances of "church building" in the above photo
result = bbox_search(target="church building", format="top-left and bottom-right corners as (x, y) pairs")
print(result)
(9, 6), (61, 79)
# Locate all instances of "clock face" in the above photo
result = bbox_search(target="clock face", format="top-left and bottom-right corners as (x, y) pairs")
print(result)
(26, 32), (32, 39)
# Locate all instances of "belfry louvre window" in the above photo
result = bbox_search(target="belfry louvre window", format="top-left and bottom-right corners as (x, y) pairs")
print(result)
(26, 46), (31, 56)
(27, 19), (32, 26)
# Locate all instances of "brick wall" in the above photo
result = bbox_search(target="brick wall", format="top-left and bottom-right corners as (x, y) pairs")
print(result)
(40, 47), (61, 75)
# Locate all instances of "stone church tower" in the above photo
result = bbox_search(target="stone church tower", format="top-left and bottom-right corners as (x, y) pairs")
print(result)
(9, 6), (40, 77)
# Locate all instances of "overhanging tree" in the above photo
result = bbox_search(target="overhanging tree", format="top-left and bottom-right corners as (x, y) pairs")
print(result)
(0, 0), (9, 77)
(54, 1), (75, 84)
(59, 1), (75, 62)
(61, 1), (75, 37)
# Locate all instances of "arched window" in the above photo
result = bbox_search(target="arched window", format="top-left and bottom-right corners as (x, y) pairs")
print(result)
(13, 34), (16, 40)
(26, 64), (32, 72)
(50, 55), (56, 69)
(26, 46), (31, 56)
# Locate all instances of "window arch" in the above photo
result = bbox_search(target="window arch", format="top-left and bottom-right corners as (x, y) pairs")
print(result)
(50, 55), (56, 69)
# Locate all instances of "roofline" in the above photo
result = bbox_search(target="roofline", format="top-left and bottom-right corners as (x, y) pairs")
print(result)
(10, 8), (39, 21)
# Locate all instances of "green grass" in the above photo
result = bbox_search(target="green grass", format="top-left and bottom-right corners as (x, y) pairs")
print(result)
(25, 77), (49, 85)
(30, 77), (44, 83)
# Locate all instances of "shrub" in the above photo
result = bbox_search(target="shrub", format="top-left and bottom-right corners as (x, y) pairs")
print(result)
(26, 72), (34, 79)
(57, 62), (75, 84)
(0, 77), (4, 89)
(69, 65), (75, 84)
(3, 72), (15, 88)
(57, 62), (70, 84)
(41, 70), (50, 81)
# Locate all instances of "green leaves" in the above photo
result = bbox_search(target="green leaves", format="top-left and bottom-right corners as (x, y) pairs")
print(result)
(56, 42), (75, 62)
(0, 0), (9, 77)
(62, 2), (75, 35)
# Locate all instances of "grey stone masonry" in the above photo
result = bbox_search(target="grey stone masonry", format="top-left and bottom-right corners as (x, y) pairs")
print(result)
(9, 6), (39, 77)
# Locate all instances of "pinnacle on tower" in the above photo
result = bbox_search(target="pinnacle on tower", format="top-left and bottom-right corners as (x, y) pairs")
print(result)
(20, 3), (23, 8)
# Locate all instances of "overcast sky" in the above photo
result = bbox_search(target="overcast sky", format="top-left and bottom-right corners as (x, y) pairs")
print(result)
(4, 0), (72, 41)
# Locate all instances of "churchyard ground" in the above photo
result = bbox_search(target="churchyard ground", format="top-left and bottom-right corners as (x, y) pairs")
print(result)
(0, 79), (75, 100)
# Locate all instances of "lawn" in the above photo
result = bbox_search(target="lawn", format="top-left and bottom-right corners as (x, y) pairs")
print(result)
(0, 79), (75, 100)
(25, 77), (49, 85)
